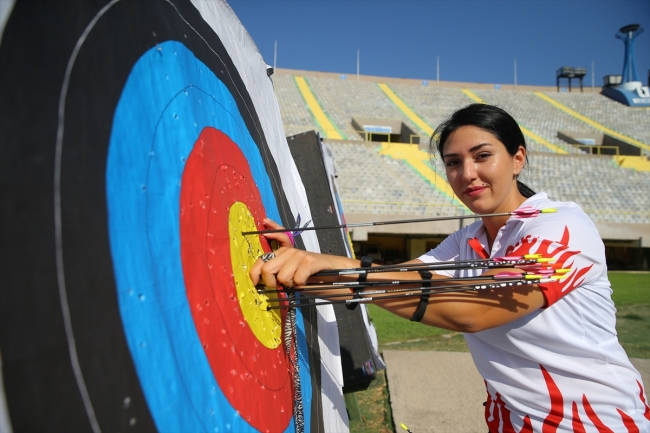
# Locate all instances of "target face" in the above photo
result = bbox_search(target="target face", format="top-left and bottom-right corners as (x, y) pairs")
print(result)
(106, 40), (308, 432)
(0, 1), (332, 431)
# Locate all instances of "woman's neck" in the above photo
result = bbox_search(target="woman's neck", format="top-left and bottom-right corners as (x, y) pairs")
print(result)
(481, 190), (528, 246)
(482, 217), (506, 250)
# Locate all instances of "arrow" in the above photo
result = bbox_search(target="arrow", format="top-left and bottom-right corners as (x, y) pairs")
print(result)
(311, 254), (553, 278)
(257, 269), (569, 295)
(264, 274), (565, 310)
(241, 207), (558, 236)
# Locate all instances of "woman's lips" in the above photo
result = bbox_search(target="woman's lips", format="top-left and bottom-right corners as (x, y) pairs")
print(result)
(464, 185), (487, 197)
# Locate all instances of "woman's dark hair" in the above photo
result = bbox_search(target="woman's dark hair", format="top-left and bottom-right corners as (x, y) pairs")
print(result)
(430, 103), (535, 198)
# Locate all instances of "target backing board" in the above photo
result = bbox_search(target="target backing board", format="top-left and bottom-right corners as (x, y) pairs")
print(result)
(0, 0), (347, 432)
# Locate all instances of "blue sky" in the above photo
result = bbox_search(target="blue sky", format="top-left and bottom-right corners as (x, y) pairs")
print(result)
(228, 0), (650, 87)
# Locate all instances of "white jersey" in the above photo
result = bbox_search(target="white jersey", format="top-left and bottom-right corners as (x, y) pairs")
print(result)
(419, 193), (650, 432)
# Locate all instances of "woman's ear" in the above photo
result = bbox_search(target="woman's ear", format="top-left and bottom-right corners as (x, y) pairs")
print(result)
(513, 145), (526, 176)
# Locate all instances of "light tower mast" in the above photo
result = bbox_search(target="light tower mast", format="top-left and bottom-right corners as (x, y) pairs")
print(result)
(617, 24), (642, 83)
(602, 24), (650, 106)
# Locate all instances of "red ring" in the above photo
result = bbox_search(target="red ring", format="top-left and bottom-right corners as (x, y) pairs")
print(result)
(180, 127), (293, 431)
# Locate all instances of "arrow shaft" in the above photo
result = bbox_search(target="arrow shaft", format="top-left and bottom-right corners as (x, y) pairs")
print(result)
(242, 208), (556, 236)
(259, 273), (522, 294)
(313, 257), (541, 277)
(267, 277), (550, 310)
(242, 212), (513, 235)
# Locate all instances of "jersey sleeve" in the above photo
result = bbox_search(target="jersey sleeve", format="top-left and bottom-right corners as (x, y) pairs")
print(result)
(504, 204), (607, 307)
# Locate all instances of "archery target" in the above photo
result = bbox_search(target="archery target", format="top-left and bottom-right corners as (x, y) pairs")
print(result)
(106, 40), (310, 432)
(0, 1), (337, 431)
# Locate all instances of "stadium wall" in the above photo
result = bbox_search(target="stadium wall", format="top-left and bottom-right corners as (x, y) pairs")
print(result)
(274, 67), (602, 93)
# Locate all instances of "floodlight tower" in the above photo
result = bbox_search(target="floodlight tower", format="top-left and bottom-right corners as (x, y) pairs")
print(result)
(601, 24), (650, 106)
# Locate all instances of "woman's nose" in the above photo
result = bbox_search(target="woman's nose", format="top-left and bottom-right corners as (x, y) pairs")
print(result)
(461, 161), (477, 182)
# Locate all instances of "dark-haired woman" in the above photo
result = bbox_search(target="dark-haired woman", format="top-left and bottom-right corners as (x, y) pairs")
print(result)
(251, 104), (649, 432)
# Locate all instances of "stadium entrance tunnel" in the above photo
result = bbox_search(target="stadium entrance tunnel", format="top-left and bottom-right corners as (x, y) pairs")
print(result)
(351, 116), (420, 144)
(604, 238), (650, 270)
(557, 130), (643, 156)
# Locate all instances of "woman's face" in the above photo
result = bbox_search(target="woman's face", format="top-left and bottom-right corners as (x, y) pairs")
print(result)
(442, 125), (526, 215)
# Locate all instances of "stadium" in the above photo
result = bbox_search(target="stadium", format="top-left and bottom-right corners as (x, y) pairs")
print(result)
(272, 68), (650, 269)
(1, 2), (649, 432)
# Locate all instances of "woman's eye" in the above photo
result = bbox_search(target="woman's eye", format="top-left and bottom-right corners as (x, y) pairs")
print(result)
(444, 160), (459, 167)
(476, 152), (491, 160)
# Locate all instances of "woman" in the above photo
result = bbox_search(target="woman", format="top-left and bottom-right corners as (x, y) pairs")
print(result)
(250, 104), (649, 432)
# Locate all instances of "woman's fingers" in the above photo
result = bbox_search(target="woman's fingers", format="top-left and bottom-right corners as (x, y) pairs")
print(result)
(249, 254), (266, 286)
(263, 231), (293, 248)
(248, 247), (293, 288)
(262, 218), (293, 248)
(248, 248), (330, 288)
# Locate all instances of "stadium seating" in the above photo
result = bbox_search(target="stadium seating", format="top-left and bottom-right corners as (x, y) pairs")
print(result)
(464, 89), (584, 153)
(272, 74), (322, 137)
(327, 141), (465, 216)
(305, 77), (423, 139)
(272, 71), (650, 227)
(521, 153), (649, 224)
(540, 91), (650, 154)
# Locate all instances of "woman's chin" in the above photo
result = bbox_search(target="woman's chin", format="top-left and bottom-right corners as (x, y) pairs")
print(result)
(461, 197), (491, 215)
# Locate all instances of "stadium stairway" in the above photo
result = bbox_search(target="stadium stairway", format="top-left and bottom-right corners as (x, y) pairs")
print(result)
(377, 83), (435, 137)
(273, 74), (321, 137)
(293, 75), (346, 139)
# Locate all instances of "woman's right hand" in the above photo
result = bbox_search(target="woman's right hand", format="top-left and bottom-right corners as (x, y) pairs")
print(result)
(249, 246), (348, 288)
(248, 217), (358, 288)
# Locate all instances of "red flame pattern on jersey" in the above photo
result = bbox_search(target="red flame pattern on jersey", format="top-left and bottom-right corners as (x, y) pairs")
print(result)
(504, 226), (593, 307)
(485, 365), (648, 432)
(639, 380), (650, 421)
(485, 380), (532, 433)
(571, 402), (586, 433)
(541, 365), (563, 432)
(617, 409), (640, 433)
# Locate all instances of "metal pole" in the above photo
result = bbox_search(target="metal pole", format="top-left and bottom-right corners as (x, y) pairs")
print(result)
(437, 55), (440, 87)
(591, 60), (595, 91)
(357, 48), (360, 81)
(273, 39), (277, 70)
(514, 58), (517, 90)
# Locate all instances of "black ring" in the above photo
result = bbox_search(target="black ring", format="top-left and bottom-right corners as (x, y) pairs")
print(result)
(260, 252), (275, 262)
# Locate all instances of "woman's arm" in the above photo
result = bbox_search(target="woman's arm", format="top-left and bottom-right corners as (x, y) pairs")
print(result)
(372, 278), (545, 333)
(249, 220), (545, 333)
(250, 250), (545, 333)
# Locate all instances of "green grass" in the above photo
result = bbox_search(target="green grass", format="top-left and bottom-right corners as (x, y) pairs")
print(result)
(365, 304), (451, 344)
(347, 371), (393, 433)
(615, 304), (650, 358)
(366, 304), (470, 352)
(609, 272), (650, 358)
(609, 272), (650, 305)
(350, 272), (649, 432)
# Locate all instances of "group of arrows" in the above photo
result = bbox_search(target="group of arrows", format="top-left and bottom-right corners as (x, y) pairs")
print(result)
(244, 207), (566, 311)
